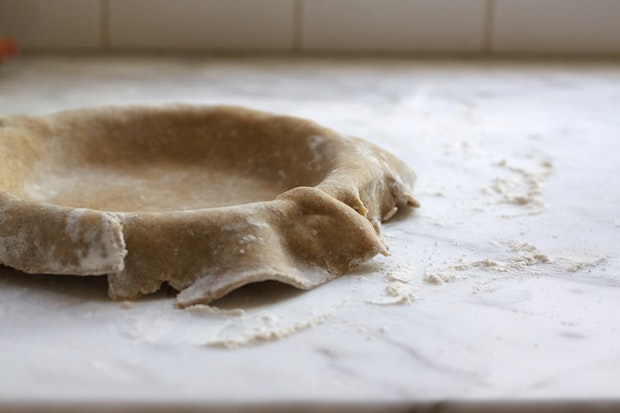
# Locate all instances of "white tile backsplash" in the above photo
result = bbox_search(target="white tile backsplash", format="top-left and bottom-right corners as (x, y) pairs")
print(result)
(301, 0), (487, 52)
(0, 0), (101, 49)
(1, 0), (619, 54)
(493, 0), (620, 54)
(108, 0), (295, 51)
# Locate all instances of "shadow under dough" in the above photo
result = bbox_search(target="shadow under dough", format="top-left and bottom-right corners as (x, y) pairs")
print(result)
(0, 264), (110, 302)
(0, 256), (387, 308)
(0, 264), (307, 308)
(210, 280), (307, 310)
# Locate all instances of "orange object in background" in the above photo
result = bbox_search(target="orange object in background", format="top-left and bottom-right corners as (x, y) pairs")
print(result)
(0, 37), (17, 63)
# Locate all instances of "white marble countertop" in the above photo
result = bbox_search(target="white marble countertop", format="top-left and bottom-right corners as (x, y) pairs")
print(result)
(1, 56), (619, 411)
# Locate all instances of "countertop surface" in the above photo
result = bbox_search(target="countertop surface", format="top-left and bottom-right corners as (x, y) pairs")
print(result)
(1, 56), (619, 409)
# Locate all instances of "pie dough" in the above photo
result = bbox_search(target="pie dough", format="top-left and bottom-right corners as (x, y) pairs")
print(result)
(0, 105), (418, 306)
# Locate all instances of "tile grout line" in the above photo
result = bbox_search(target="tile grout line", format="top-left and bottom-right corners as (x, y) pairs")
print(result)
(483, 0), (496, 54)
(293, 0), (303, 52)
(100, 0), (110, 50)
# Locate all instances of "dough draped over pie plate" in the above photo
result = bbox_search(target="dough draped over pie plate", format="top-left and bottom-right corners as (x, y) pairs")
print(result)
(0, 105), (418, 306)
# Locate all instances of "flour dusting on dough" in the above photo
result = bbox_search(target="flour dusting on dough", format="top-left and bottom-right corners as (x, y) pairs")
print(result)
(64, 209), (126, 273)
(66, 208), (89, 243)
(307, 135), (326, 169)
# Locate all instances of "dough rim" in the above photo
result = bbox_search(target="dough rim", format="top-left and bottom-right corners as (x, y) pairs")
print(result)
(0, 104), (418, 306)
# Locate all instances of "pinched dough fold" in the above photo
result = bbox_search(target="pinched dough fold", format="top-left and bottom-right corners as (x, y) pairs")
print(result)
(0, 105), (417, 305)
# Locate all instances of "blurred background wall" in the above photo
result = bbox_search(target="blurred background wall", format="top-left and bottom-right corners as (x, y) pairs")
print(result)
(1, 0), (620, 55)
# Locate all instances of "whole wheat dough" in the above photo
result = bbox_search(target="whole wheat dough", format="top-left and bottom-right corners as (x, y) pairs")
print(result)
(0, 105), (418, 306)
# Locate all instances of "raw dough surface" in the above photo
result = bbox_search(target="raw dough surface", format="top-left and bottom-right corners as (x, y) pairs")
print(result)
(0, 105), (417, 306)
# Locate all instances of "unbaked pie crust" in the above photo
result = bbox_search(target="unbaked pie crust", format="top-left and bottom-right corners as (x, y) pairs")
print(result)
(0, 105), (417, 306)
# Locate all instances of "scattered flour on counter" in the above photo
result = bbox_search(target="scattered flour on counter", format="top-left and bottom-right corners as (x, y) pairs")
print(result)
(552, 256), (607, 273)
(424, 269), (459, 285)
(452, 241), (549, 273)
(443, 140), (480, 157)
(116, 315), (182, 344)
(367, 264), (416, 305)
(482, 159), (554, 215)
(184, 304), (245, 317)
(423, 240), (607, 286)
(368, 282), (415, 305)
(204, 313), (331, 349)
